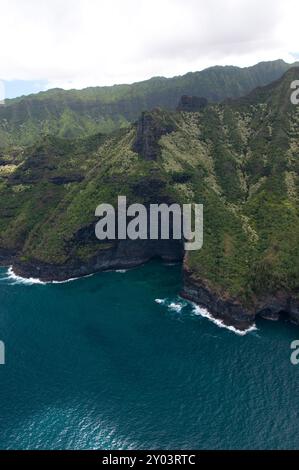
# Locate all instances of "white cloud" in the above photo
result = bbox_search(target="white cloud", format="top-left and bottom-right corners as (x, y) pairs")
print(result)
(0, 0), (298, 90)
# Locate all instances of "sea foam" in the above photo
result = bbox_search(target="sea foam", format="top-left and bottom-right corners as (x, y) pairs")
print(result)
(155, 297), (257, 335)
(155, 298), (187, 313)
(3, 266), (129, 286)
(6, 267), (46, 285)
(3, 267), (95, 285)
(191, 303), (257, 336)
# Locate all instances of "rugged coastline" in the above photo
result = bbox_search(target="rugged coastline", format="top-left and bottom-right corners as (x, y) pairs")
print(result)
(0, 70), (299, 334)
(1, 244), (298, 332)
(181, 260), (299, 330)
(0, 240), (184, 282)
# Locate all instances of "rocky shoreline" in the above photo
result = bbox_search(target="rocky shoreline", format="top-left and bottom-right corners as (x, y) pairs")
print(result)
(1, 244), (298, 332)
(181, 262), (299, 331)
(0, 239), (184, 282)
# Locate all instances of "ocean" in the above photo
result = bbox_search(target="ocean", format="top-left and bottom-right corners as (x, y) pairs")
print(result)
(0, 261), (298, 449)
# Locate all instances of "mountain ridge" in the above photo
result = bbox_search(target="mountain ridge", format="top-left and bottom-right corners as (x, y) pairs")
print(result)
(5, 59), (294, 103)
(0, 59), (298, 149)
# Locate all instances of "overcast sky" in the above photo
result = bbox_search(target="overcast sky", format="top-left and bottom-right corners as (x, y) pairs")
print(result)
(1, 0), (299, 97)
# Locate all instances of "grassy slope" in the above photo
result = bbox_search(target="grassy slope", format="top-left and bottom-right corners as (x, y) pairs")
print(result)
(0, 68), (298, 308)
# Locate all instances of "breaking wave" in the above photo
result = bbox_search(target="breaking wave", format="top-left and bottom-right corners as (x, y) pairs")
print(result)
(0, 267), (95, 286)
(191, 304), (257, 336)
(155, 297), (187, 313)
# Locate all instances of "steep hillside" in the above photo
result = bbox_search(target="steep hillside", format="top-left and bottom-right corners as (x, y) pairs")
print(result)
(0, 68), (298, 329)
(0, 59), (297, 149)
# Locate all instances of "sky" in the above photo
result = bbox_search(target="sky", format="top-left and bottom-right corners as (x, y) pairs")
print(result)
(0, 0), (299, 98)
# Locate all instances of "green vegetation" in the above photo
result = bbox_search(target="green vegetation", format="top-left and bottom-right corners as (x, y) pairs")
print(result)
(0, 67), (298, 309)
(0, 59), (297, 149)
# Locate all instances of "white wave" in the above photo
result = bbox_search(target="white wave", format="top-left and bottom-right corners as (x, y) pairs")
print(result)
(2, 265), (131, 286)
(155, 297), (187, 313)
(51, 273), (94, 284)
(168, 302), (184, 312)
(6, 267), (46, 285)
(3, 267), (95, 286)
(191, 303), (257, 336)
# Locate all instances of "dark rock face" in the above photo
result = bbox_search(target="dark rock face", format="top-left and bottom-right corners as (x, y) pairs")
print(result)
(181, 264), (255, 330)
(49, 175), (84, 185)
(0, 248), (17, 264)
(181, 264), (299, 330)
(9, 210), (185, 281)
(10, 238), (184, 282)
(256, 295), (299, 325)
(176, 95), (208, 112)
(133, 111), (175, 160)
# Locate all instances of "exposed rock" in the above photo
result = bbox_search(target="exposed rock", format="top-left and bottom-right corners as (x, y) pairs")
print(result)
(181, 263), (255, 330)
(176, 95), (208, 112)
(258, 308), (280, 321)
(49, 175), (84, 185)
(9, 238), (184, 282)
(133, 110), (175, 160)
(0, 158), (10, 166)
(181, 262), (299, 330)
(256, 295), (299, 325)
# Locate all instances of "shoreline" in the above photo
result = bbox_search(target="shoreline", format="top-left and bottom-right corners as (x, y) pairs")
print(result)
(182, 264), (299, 331)
(1, 252), (298, 332)
(3, 263), (258, 336)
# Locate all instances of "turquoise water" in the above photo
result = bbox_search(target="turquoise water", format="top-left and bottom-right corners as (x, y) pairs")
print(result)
(0, 262), (298, 450)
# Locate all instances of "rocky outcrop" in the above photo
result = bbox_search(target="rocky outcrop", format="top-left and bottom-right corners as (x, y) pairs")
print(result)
(255, 295), (299, 325)
(176, 95), (208, 112)
(181, 262), (299, 330)
(181, 263), (255, 330)
(8, 201), (185, 280)
(8, 238), (184, 282)
(133, 110), (175, 160)
(0, 248), (17, 265)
